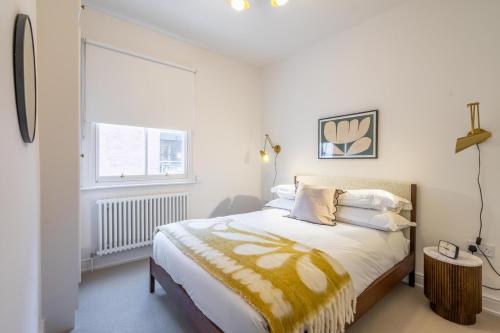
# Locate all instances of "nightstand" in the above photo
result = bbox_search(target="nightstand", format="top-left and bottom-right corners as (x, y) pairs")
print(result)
(424, 246), (482, 325)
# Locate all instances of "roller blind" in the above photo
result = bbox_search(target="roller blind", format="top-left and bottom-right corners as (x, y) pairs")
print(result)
(84, 42), (195, 131)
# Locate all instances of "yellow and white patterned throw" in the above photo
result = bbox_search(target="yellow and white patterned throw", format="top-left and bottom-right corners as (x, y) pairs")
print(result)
(160, 218), (356, 333)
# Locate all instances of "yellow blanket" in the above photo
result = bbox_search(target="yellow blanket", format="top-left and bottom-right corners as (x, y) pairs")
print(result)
(160, 218), (355, 333)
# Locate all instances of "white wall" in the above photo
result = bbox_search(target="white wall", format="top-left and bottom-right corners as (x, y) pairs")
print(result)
(38, 0), (81, 331)
(263, 0), (500, 303)
(79, 9), (263, 266)
(0, 0), (40, 332)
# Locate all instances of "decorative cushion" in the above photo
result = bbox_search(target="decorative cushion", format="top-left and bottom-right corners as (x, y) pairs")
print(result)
(289, 184), (341, 225)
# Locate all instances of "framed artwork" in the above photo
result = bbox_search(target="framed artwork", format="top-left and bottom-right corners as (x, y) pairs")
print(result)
(318, 110), (378, 159)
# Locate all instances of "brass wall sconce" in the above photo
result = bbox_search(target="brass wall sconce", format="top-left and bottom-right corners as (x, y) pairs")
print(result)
(455, 102), (491, 153)
(454, 103), (500, 291)
(259, 134), (281, 163)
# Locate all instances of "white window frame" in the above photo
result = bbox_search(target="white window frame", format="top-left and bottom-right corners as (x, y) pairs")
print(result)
(80, 122), (194, 189)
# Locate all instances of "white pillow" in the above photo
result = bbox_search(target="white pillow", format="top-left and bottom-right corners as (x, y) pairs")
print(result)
(270, 184), (296, 200)
(336, 206), (416, 231)
(338, 189), (412, 213)
(289, 184), (340, 226)
(264, 198), (294, 211)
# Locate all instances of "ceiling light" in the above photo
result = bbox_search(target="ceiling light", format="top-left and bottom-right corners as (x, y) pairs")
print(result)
(271, 0), (289, 7)
(230, 0), (250, 11)
(230, 0), (289, 11)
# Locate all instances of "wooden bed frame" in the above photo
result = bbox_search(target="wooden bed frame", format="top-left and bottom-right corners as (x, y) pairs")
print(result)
(150, 179), (417, 332)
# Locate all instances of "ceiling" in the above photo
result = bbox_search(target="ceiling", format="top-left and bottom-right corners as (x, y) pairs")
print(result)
(83, 0), (407, 66)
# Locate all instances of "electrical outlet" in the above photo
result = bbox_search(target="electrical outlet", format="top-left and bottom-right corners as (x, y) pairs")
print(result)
(468, 240), (496, 258)
(480, 244), (496, 258)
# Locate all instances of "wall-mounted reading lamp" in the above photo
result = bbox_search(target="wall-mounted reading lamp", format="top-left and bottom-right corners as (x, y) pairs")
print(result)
(260, 134), (281, 190)
(260, 134), (281, 163)
(455, 102), (500, 290)
(455, 102), (491, 153)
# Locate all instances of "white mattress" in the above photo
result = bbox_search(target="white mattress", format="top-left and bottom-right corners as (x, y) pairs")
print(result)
(153, 209), (410, 333)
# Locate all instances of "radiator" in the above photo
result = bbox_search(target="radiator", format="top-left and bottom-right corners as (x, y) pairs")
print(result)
(96, 193), (188, 256)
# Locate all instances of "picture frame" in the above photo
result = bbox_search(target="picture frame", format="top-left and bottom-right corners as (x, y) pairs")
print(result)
(318, 110), (378, 159)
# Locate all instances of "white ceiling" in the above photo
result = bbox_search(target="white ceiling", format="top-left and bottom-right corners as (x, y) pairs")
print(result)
(83, 0), (407, 66)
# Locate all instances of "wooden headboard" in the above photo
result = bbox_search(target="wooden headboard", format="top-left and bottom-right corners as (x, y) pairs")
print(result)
(294, 175), (417, 253)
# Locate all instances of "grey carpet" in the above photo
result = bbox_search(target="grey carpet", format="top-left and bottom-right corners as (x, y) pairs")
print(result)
(73, 259), (500, 333)
(73, 260), (192, 333)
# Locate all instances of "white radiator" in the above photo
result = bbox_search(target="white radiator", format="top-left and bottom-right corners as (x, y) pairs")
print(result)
(96, 193), (188, 256)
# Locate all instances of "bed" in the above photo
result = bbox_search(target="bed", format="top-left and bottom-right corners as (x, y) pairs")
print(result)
(150, 176), (417, 332)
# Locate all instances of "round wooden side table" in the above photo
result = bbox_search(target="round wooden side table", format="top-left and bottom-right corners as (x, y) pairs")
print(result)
(424, 246), (482, 325)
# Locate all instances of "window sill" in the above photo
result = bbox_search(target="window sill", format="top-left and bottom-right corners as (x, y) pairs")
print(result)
(80, 178), (198, 192)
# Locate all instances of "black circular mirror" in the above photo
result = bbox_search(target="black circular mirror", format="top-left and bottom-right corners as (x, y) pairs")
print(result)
(13, 14), (37, 143)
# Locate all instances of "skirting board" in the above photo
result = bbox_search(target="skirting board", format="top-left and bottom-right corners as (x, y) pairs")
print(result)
(39, 319), (45, 333)
(81, 246), (152, 273)
(415, 272), (500, 317)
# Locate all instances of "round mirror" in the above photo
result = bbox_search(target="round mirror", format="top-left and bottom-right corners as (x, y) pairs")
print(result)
(13, 14), (37, 143)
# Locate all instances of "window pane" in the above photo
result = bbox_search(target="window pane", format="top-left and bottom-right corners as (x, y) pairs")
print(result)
(98, 123), (146, 177)
(147, 129), (185, 175)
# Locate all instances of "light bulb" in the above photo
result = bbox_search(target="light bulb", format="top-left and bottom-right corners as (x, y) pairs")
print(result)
(271, 0), (289, 7)
(260, 150), (270, 163)
(231, 0), (250, 11)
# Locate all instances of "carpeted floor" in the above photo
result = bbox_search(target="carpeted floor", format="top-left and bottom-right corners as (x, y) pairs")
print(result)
(73, 259), (500, 333)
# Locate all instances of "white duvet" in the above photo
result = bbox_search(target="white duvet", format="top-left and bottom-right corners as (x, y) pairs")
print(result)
(153, 208), (410, 333)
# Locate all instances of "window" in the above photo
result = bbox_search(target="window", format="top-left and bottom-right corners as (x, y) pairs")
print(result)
(81, 42), (196, 188)
(92, 123), (189, 184)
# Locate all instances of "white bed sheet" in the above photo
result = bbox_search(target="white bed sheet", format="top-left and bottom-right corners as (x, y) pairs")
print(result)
(153, 208), (410, 333)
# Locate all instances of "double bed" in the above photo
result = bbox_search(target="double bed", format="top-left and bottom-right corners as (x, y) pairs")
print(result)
(150, 176), (417, 332)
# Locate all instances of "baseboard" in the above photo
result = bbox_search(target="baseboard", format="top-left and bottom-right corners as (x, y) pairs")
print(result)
(81, 246), (152, 273)
(39, 319), (45, 333)
(483, 294), (500, 317)
(415, 272), (500, 317)
(414, 272), (424, 288)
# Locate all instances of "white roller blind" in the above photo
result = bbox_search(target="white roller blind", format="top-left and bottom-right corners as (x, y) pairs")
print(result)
(84, 42), (195, 131)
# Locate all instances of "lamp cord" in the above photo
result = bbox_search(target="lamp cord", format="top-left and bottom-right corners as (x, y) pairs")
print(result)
(477, 144), (484, 239)
(476, 144), (500, 291)
(273, 152), (278, 188)
(269, 152), (279, 200)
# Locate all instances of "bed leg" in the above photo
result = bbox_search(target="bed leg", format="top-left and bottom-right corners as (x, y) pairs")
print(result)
(150, 274), (155, 293)
(408, 271), (415, 287)
(149, 257), (156, 293)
